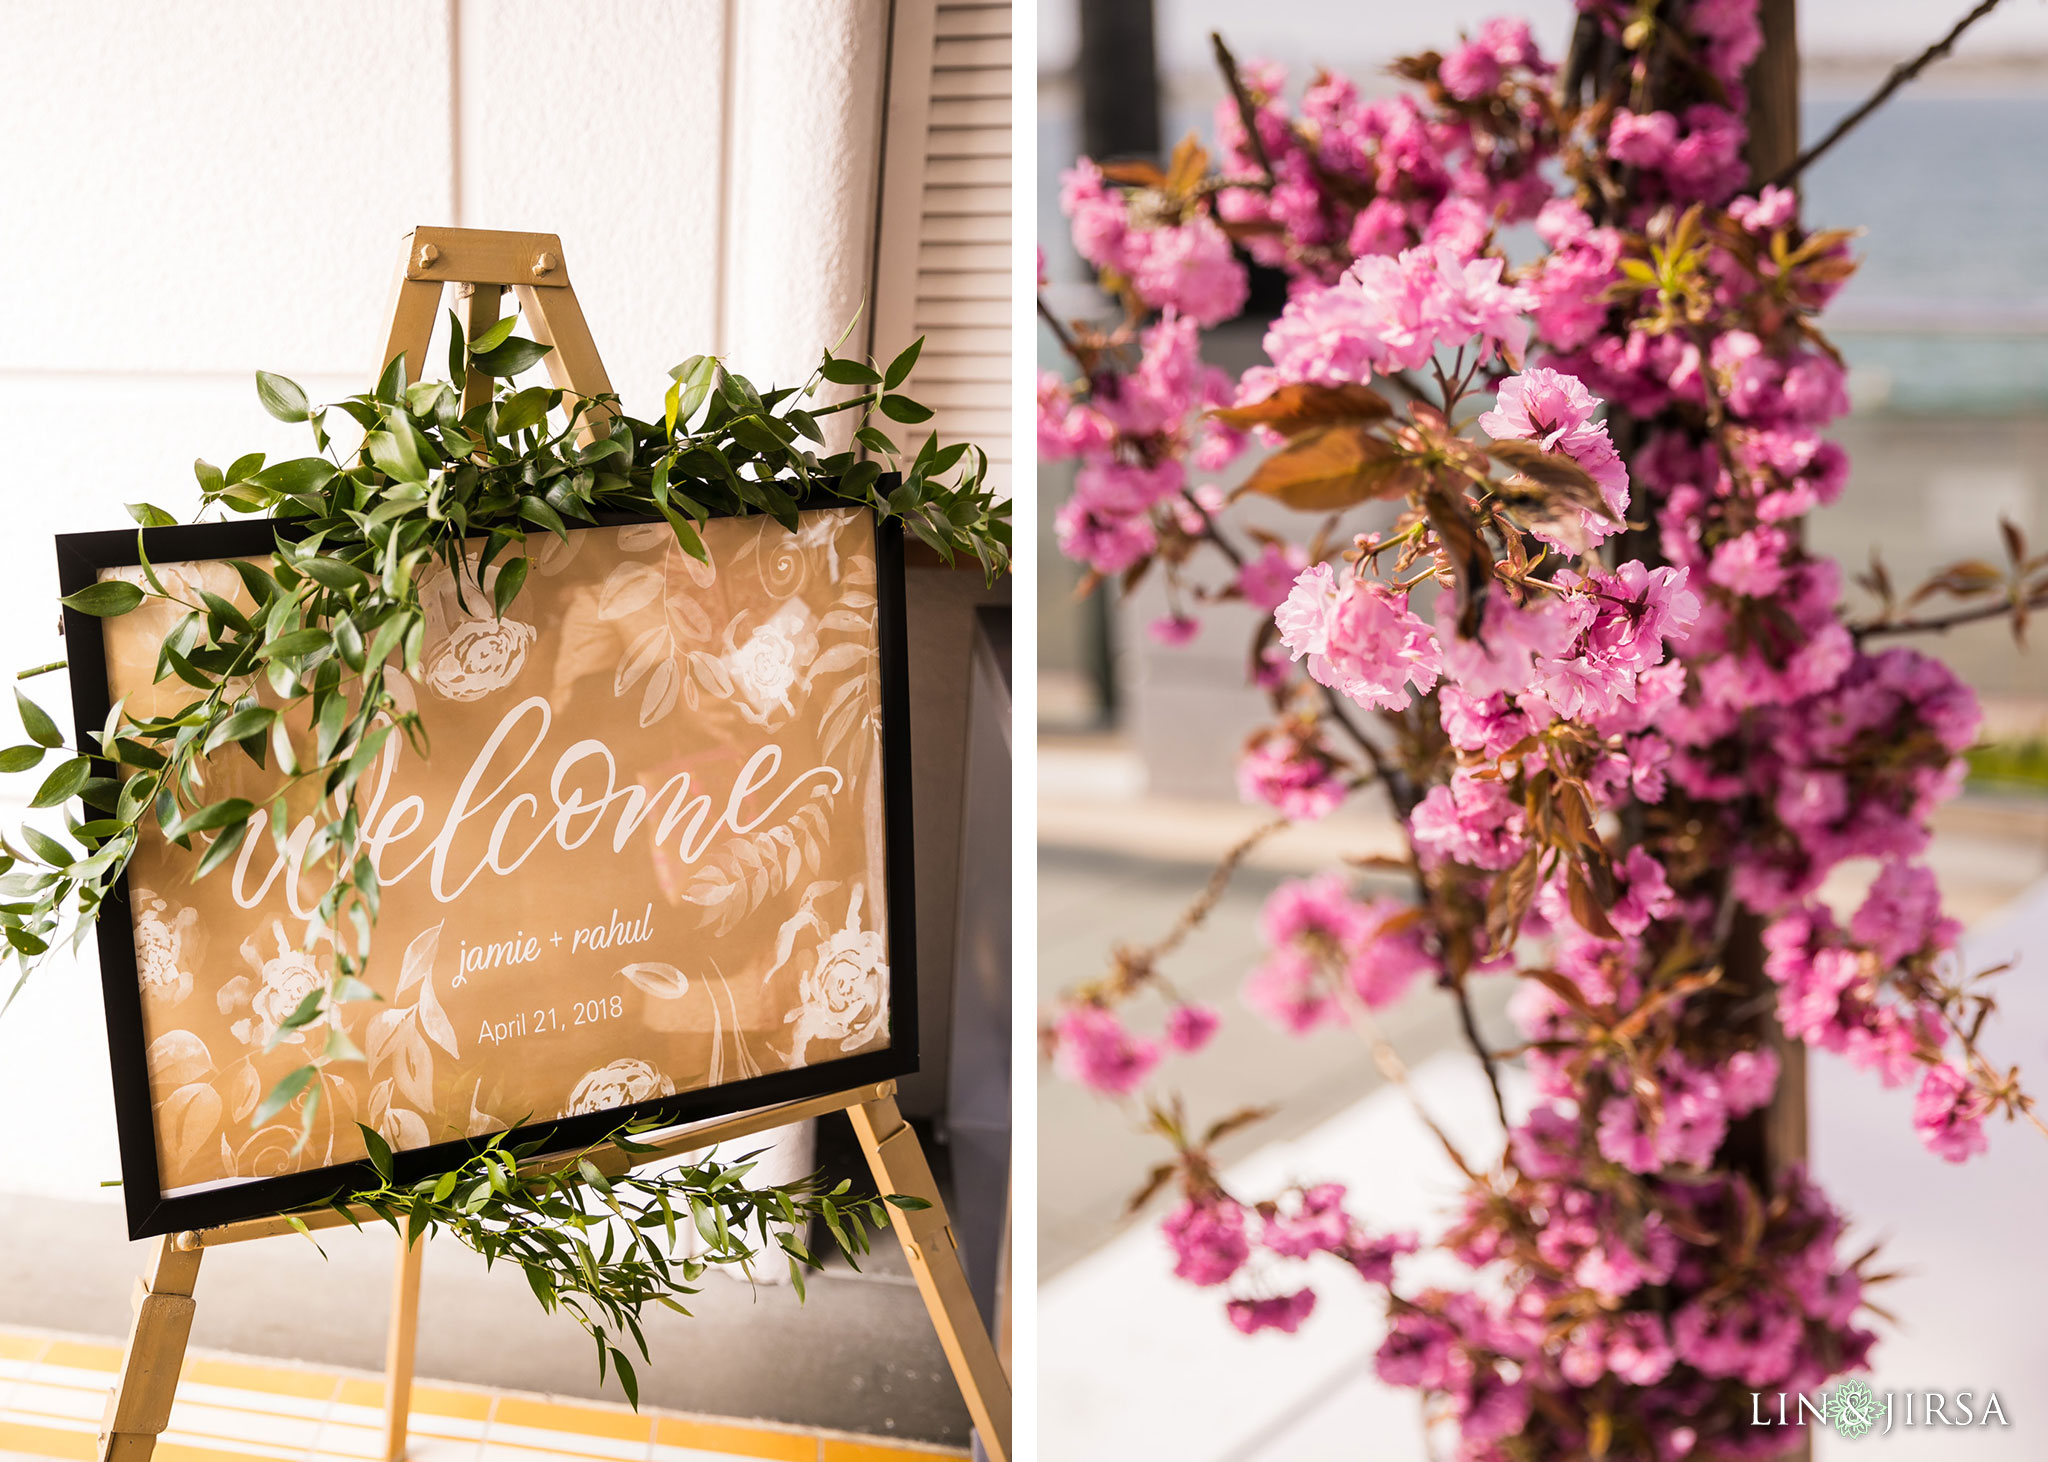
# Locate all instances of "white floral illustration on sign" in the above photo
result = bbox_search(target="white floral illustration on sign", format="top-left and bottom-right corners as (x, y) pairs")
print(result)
(720, 600), (820, 726)
(784, 884), (889, 1066)
(425, 614), (536, 701)
(419, 549), (536, 701)
(562, 1058), (676, 1117)
(132, 888), (200, 1006)
(222, 919), (330, 1048)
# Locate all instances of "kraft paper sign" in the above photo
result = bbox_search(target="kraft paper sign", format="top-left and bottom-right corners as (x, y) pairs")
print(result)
(59, 505), (915, 1236)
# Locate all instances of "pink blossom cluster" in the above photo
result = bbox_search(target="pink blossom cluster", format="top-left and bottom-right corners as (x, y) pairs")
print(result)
(1165, 1181), (1419, 1335)
(1242, 874), (1435, 1033)
(1060, 160), (1249, 326)
(1208, 40), (1555, 280)
(1041, 312), (1244, 574)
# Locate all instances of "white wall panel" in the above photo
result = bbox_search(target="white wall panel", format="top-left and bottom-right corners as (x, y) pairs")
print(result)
(721, 0), (890, 391)
(456, 0), (727, 412)
(0, 1), (454, 378)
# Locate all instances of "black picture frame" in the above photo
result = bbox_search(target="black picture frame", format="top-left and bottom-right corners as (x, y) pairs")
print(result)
(56, 502), (919, 1240)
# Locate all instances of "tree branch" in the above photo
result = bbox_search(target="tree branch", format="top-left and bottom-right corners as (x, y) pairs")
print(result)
(1852, 586), (2048, 643)
(1763, 0), (2009, 189)
(1210, 32), (1276, 187)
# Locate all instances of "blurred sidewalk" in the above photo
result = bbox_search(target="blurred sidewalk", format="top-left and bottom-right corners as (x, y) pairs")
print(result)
(0, 1327), (963, 1462)
(1039, 734), (2048, 1460)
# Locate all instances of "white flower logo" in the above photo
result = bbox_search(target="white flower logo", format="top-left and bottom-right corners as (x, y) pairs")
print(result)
(132, 888), (200, 1006)
(561, 1058), (676, 1117)
(786, 884), (889, 1065)
(222, 919), (330, 1048)
(720, 601), (819, 726)
(425, 615), (536, 701)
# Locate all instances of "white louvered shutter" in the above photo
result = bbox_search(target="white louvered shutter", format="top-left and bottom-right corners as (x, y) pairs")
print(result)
(870, 0), (1012, 497)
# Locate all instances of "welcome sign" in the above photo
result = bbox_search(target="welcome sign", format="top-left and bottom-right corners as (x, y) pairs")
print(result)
(58, 505), (915, 1237)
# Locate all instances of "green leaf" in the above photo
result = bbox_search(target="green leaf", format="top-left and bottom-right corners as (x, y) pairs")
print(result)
(883, 336), (923, 391)
(495, 386), (554, 437)
(28, 756), (91, 809)
(470, 315), (519, 354)
(166, 797), (256, 840)
(254, 1064), (316, 1125)
(0, 745), (46, 774)
(879, 394), (934, 424)
(821, 356), (881, 386)
(15, 690), (61, 749)
(255, 371), (311, 423)
(471, 337), (553, 378)
(126, 502), (178, 529)
(361, 1123), (395, 1182)
(376, 353), (407, 403)
(204, 705), (277, 755)
(518, 495), (568, 539)
(367, 429), (426, 484)
(59, 581), (144, 618)
(492, 557), (530, 617)
(19, 826), (71, 867)
(252, 457), (337, 497)
(884, 1193), (932, 1211)
(194, 459), (226, 497)
(194, 817), (249, 878)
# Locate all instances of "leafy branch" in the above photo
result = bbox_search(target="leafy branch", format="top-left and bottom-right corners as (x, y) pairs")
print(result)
(333, 1118), (929, 1408)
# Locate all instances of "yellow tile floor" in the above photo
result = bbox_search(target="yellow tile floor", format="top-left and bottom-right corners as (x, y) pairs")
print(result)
(0, 1330), (963, 1462)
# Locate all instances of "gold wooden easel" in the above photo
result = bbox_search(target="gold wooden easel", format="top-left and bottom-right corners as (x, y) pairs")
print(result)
(97, 227), (1011, 1462)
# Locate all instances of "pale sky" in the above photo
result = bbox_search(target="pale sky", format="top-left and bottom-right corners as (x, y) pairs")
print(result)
(1040, 0), (2048, 77)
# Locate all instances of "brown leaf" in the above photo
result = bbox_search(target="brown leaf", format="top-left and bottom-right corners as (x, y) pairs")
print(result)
(1211, 382), (1393, 436)
(1487, 846), (1544, 951)
(1421, 479), (1492, 637)
(1238, 425), (1420, 511)
(1202, 1105), (1276, 1146)
(1487, 439), (1606, 504)
(1163, 132), (1211, 199)
(1125, 1162), (1180, 1216)
(1565, 862), (1621, 941)
(1099, 159), (1166, 189)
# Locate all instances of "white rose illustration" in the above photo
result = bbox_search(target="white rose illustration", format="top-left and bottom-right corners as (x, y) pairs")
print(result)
(561, 1058), (676, 1118)
(132, 888), (200, 1006)
(424, 615), (536, 701)
(786, 885), (889, 1065)
(720, 601), (819, 726)
(224, 919), (329, 1048)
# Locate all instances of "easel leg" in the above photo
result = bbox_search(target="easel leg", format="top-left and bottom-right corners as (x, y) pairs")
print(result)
(849, 1095), (1011, 1462)
(98, 1236), (201, 1462)
(383, 1232), (424, 1462)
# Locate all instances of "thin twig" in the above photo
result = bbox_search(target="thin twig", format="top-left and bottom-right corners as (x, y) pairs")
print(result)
(1451, 981), (1510, 1131)
(1210, 32), (1277, 187)
(1147, 816), (1292, 966)
(1037, 294), (1090, 370)
(1763, 0), (2010, 189)
(1852, 587), (2048, 643)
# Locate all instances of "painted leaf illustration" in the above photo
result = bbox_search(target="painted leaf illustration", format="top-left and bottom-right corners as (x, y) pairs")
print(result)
(641, 659), (680, 726)
(147, 1029), (213, 1087)
(160, 1082), (222, 1167)
(688, 650), (734, 699)
(615, 624), (669, 695)
(598, 561), (663, 620)
(667, 593), (712, 643)
(391, 1018), (434, 1110)
(365, 1007), (409, 1064)
(415, 975), (460, 1058)
(225, 1062), (262, 1122)
(396, 921), (443, 997)
(617, 523), (669, 552)
(380, 1106), (430, 1151)
(619, 962), (690, 999)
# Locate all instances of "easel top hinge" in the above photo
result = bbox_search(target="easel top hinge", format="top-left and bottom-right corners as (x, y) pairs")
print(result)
(403, 226), (570, 288)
